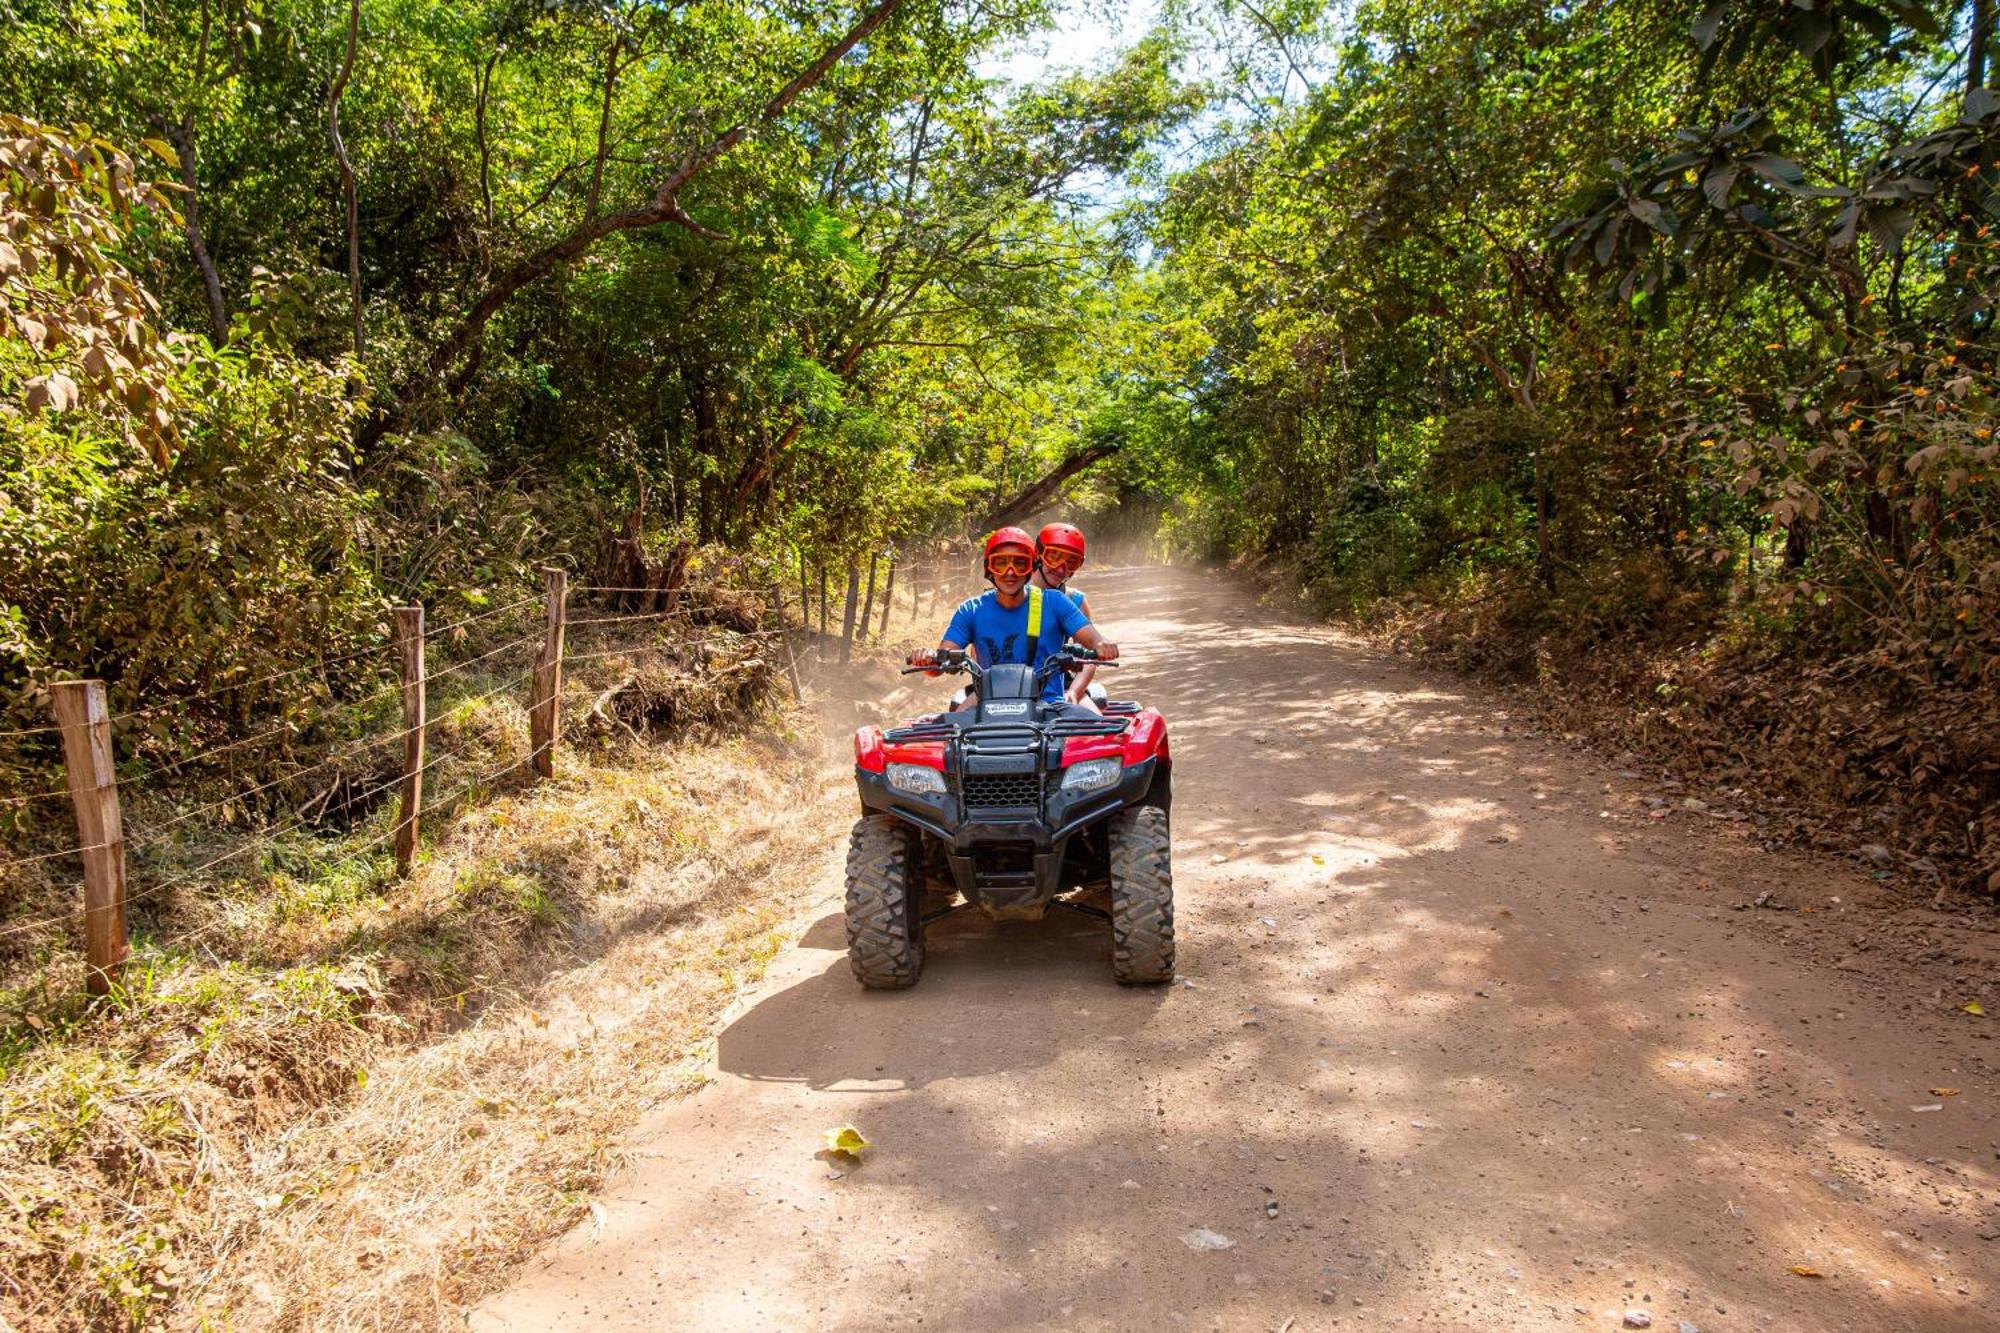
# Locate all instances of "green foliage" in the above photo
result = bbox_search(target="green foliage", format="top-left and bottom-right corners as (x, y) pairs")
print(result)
(0, 332), (376, 732)
(0, 4), (1211, 752)
(1144, 0), (1999, 676)
(0, 114), (186, 463)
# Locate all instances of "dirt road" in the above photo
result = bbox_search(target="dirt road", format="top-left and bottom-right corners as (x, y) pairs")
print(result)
(474, 565), (1997, 1332)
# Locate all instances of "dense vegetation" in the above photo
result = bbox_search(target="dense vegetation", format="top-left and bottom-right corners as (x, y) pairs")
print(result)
(1137, 0), (2000, 881)
(3, 0), (1997, 848)
(0, 0), (1190, 742)
(7, 2), (2000, 1323)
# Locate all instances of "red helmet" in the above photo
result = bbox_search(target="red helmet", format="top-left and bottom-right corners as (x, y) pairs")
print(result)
(983, 526), (1036, 562)
(981, 525), (1037, 585)
(1036, 522), (1086, 562)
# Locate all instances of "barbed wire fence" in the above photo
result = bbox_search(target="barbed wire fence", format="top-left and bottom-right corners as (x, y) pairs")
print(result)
(0, 566), (802, 999)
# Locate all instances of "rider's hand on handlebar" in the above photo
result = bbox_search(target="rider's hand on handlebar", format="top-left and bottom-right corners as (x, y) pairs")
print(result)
(1095, 640), (1119, 662)
(907, 648), (944, 678)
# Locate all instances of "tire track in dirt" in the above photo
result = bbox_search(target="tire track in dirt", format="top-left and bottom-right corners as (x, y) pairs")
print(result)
(473, 565), (1997, 1332)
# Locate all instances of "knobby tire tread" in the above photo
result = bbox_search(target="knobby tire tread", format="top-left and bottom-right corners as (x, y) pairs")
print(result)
(844, 815), (925, 989)
(1109, 804), (1174, 984)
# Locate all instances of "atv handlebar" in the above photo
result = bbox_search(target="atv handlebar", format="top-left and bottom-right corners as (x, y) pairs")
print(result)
(901, 646), (1119, 683)
(900, 648), (974, 677)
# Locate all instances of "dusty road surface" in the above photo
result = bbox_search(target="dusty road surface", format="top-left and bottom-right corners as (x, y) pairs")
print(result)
(475, 566), (1997, 1332)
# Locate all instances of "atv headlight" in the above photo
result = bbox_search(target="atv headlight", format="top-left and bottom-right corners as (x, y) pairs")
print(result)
(886, 762), (946, 796)
(1060, 757), (1123, 794)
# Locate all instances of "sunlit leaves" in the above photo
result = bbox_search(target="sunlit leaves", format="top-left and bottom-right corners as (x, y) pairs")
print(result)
(0, 115), (186, 464)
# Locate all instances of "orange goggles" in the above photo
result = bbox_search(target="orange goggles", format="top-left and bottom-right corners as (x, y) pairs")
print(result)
(986, 553), (1033, 574)
(1039, 548), (1083, 573)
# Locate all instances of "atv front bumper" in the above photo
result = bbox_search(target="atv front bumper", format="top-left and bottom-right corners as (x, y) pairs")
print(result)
(856, 758), (1163, 909)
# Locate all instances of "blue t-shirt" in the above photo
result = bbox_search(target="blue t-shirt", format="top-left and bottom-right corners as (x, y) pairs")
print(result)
(943, 588), (1091, 702)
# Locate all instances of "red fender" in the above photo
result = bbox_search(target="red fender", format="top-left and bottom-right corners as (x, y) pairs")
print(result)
(858, 725), (948, 773)
(883, 739), (947, 770)
(1059, 710), (1170, 768)
(854, 725), (886, 774)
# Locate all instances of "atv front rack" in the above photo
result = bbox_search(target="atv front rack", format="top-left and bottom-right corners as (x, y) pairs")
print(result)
(884, 714), (1132, 744)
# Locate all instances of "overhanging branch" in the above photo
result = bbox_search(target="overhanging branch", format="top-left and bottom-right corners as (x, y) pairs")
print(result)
(982, 443), (1122, 530)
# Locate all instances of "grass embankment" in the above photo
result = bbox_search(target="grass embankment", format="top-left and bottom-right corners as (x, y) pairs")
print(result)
(1268, 555), (1998, 897)
(0, 622), (848, 1330)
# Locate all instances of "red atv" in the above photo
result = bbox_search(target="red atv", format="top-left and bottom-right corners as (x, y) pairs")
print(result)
(846, 646), (1173, 989)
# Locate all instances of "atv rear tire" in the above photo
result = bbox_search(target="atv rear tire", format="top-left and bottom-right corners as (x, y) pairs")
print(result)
(1108, 804), (1174, 984)
(845, 816), (925, 989)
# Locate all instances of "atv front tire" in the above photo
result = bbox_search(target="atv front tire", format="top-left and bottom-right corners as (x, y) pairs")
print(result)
(1108, 804), (1175, 984)
(845, 815), (925, 989)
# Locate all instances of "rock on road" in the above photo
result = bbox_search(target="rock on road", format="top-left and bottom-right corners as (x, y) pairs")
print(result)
(475, 565), (1996, 1332)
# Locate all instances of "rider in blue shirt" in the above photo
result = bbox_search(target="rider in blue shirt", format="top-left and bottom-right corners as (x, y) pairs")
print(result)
(911, 526), (1117, 705)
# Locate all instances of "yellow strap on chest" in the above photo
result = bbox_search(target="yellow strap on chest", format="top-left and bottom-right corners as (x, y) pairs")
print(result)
(1025, 583), (1043, 662)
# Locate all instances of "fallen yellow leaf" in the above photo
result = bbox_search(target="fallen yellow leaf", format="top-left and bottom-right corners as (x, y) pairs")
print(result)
(1930, 1087), (1960, 1097)
(822, 1125), (869, 1156)
(1311, 854), (1326, 867)
(1964, 1001), (1987, 1016)
(1790, 1265), (1824, 1279)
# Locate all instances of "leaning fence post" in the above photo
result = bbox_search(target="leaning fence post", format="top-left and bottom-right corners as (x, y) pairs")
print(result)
(393, 605), (425, 873)
(51, 680), (127, 997)
(770, 581), (804, 701)
(530, 567), (567, 778)
(840, 561), (861, 663)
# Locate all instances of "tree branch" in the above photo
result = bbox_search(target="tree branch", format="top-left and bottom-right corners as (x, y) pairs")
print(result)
(329, 0), (364, 357)
(982, 443), (1122, 530)
(419, 0), (909, 386)
(475, 44), (502, 234)
(585, 35), (623, 221)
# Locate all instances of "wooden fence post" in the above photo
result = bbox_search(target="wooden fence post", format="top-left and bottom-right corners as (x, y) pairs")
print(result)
(796, 549), (811, 630)
(858, 553), (880, 643)
(393, 605), (425, 873)
(840, 561), (861, 663)
(530, 567), (567, 778)
(51, 681), (126, 997)
(770, 582), (804, 701)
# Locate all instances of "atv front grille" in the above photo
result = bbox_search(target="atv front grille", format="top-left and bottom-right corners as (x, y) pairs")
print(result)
(959, 771), (1043, 809)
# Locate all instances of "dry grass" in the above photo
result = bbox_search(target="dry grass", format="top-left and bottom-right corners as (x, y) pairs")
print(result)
(1256, 551), (1999, 891)
(0, 626), (853, 1330)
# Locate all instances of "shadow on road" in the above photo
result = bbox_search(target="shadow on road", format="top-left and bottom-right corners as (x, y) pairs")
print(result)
(487, 564), (1996, 1333)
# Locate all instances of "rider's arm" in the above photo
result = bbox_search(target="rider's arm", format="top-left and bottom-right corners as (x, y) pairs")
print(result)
(1068, 594), (1099, 702)
(910, 638), (970, 677)
(911, 598), (982, 675)
(1072, 622), (1118, 661)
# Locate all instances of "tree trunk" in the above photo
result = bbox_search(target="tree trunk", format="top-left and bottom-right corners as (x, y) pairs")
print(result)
(726, 417), (805, 525)
(329, 0), (364, 358)
(420, 0), (908, 386)
(798, 548), (811, 623)
(879, 561), (896, 636)
(596, 485), (689, 613)
(1972, 0), (1993, 94)
(857, 553), (880, 643)
(585, 36), (622, 221)
(163, 116), (228, 344)
(1534, 449), (1555, 595)
(840, 563), (861, 663)
(475, 45), (501, 236)
(818, 564), (829, 637)
(1784, 518), (1811, 569)
(982, 443), (1121, 530)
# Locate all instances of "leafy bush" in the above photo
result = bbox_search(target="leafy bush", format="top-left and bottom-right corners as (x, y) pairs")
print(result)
(0, 337), (379, 741)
